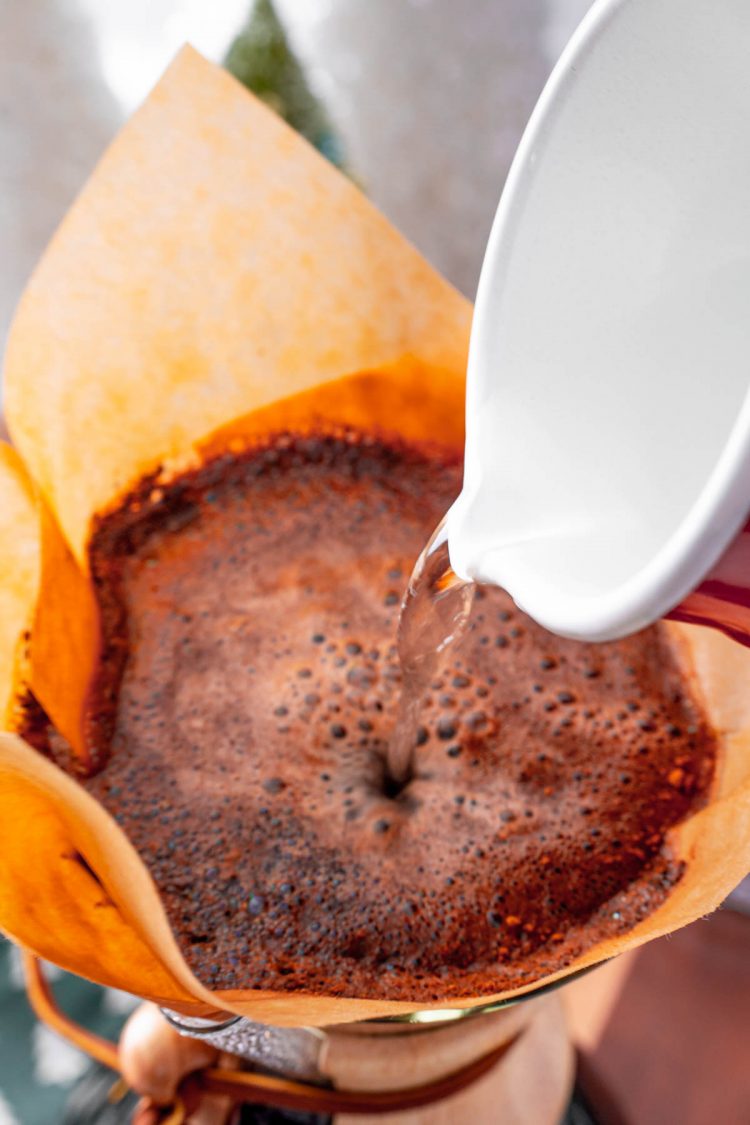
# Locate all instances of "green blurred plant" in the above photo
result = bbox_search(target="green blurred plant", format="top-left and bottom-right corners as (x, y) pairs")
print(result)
(224, 0), (347, 171)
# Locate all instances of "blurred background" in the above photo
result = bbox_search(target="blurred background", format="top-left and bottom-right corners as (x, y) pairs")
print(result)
(0, 0), (593, 353)
(0, 2), (749, 1123)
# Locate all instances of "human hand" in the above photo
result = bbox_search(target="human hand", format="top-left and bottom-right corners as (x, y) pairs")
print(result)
(119, 1003), (234, 1124)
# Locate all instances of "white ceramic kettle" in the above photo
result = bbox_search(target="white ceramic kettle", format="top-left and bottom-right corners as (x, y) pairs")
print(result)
(447, 0), (750, 644)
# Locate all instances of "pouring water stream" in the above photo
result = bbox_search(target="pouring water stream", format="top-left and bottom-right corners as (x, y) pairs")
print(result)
(389, 520), (475, 784)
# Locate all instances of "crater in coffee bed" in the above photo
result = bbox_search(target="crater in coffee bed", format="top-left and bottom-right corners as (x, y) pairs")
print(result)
(40, 433), (716, 1000)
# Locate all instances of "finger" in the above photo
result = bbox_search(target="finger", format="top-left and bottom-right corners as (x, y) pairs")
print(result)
(133, 1094), (233, 1125)
(187, 1089), (235, 1125)
(187, 1049), (240, 1125)
(119, 1003), (219, 1105)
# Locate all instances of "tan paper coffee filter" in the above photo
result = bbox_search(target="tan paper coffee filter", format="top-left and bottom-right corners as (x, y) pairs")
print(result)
(0, 48), (748, 1027)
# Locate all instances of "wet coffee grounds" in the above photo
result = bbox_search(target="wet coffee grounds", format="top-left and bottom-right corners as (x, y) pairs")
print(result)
(25, 432), (716, 1001)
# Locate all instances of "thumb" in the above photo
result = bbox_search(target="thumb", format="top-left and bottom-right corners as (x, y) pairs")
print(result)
(119, 1002), (219, 1105)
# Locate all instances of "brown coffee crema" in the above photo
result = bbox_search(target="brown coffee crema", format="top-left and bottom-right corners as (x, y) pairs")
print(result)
(24, 433), (716, 1001)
